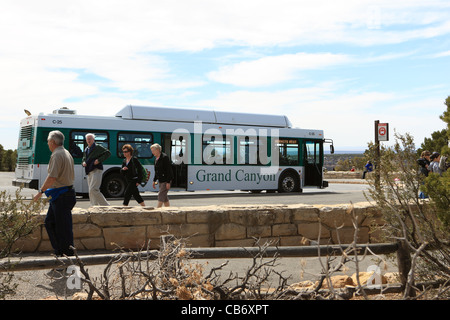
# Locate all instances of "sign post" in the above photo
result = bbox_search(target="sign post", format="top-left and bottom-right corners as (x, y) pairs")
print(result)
(377, 122), (389, 141)
(374, 120), (389, 190)
(374, 120), (389, 191)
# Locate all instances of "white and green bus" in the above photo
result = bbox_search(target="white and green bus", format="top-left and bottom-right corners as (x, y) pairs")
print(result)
(13, 105), (334, 197)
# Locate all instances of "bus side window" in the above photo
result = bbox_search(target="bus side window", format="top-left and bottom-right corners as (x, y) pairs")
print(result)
(117, 132), (153, 158)
(238, 136), (257, 165)
(70, 132), (85, 158)
(304, 141), (321, 165)
(202, 134), (231, 165)
(276, 139), (299, 166)
(70, 141), (83, 158)
(172, 136), (186, 164)
(69, 131), (109, 158)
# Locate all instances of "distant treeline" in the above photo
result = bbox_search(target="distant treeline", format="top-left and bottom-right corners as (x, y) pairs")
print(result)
(0, 145), (17, 172)
(324, 153), (366, 171)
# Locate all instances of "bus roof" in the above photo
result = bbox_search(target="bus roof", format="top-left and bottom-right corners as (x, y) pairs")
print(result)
(115, 105), (293, 128)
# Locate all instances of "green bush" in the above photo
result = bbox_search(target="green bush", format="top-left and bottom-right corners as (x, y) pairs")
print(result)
(0, 188), (47, 298)
(421, 171), (450, 228)
(365, 132), (449, 286)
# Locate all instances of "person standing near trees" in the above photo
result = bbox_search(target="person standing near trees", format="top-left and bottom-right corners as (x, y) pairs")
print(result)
(429, 152), (443, 176)
(417, 150), (431, 177)
(82, 133), (111, 206)
(362, 160), (373, 179)
(418, 150), (432, 199)
(33, 130), (76, 256)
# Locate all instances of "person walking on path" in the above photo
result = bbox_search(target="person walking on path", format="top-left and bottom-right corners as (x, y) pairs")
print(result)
(121, 144), (146, 207)
(33, 130), (76, 256)
(82, 133), (111, 206)
(151, 143), (173, 208)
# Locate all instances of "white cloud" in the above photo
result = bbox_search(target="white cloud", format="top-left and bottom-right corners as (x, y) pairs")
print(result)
(1, 0), (449, 151)
(206, 49), (420, 87)
(208, 53), (351, 87)
(430, 50), (450, 58)
(3, 1), (450, 54)
(0, 57), (98, 108)
(197, 84), (446, 150)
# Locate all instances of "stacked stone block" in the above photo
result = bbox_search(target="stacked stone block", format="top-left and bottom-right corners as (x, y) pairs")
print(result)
(11, 202), (383, 253)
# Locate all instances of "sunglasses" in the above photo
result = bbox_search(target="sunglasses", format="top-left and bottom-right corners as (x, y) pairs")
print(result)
(122, 150), (131, 153)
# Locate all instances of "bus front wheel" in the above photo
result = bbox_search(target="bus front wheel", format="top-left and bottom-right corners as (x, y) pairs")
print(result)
(101, 172), (126, 198)
(278, 171), (300, 193)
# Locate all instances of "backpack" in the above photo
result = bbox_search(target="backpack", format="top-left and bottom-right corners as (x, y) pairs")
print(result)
(134, 158), (150, 187)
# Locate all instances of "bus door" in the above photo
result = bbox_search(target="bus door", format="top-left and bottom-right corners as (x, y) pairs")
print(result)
(162, 134), (187, 189)
(303, 140), (323, 187)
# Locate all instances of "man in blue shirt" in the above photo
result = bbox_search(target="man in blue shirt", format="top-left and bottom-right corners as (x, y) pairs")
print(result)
(362, 161), (373, 179)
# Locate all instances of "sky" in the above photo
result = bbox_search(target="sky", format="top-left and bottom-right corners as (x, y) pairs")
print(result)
(1, 0), (449, 152)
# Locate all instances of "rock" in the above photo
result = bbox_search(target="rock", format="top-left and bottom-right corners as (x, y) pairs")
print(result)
(290, 275), (355, 291)
(289, 280), (315, 291)
(289, 270), (400, 293)
(72, 292), (102, 300)
(384, 272), (400, 283)
(319, 275), (355, 289)
(351, 271), (387, 286)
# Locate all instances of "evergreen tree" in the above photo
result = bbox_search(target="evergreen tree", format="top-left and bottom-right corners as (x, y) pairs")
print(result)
(0, 144), (17, 172)
(418, 96), (450, 156)
(440, 96), (450, 155)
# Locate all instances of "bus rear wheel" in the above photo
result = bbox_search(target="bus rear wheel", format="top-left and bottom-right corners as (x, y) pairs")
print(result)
(101, 172), (126, 198)
(278, 172), (300, 193)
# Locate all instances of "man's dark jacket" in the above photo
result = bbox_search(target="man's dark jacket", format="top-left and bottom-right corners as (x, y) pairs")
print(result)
(82, 143), (111, 174)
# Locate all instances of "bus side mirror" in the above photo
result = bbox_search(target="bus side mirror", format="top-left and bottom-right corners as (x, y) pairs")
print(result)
(324, 139), (334, 154)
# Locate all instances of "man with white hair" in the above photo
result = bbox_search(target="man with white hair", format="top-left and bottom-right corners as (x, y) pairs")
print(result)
(82, 133), (111, 206)
(33, 130), (76, 256)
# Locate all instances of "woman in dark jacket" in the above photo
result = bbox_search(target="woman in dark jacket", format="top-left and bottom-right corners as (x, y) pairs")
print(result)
(151, 143), (173, 207)
(417, 150), (431, 177)
(121, 144), (146, 206)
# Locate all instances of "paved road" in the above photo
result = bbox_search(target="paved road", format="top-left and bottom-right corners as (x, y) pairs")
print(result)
(1, 171), (372, 208)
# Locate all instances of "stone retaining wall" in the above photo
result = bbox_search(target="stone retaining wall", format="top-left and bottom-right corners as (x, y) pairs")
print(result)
(324, 171), (365, 179)
(13, 202), (384, 253)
